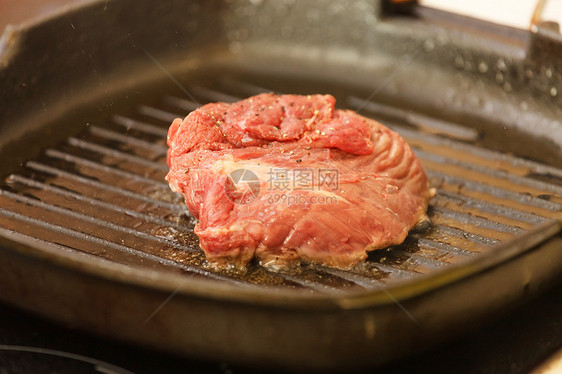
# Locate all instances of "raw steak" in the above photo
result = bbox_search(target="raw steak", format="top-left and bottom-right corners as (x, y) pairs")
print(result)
(166, 93), (430, 269)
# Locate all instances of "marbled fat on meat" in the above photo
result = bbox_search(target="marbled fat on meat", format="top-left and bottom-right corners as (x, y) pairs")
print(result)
(166, 93), (430, 269)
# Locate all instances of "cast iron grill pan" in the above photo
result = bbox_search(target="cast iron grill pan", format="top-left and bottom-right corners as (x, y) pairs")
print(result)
(1, 72), (561, 293)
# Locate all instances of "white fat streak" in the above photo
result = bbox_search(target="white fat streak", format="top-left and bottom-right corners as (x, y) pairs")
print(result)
(210, 156), (274, 183)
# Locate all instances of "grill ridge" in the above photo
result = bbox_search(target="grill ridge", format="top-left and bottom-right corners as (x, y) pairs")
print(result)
(45, 148), (169, 187)
(6, 174), (190, 232)
(67, 137), (167, 171)
(138, 105), (182, 123)
(416, 149), (562, 197)
(413, 236), (477, 257)
(89, 126), (169, 155)
(112, 114), (170, 137)
(431, 171), (562, 213)
(435, 191), (546, 225)
(0, 189), (194, 252)
(25, 161), (184, 212)
(433, 206), (524, 233)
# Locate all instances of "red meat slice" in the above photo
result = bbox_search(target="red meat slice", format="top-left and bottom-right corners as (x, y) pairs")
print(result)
(166, 93), (430, 269)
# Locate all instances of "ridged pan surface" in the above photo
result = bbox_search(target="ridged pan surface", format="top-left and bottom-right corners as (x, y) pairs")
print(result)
(1, 71), (561, 295)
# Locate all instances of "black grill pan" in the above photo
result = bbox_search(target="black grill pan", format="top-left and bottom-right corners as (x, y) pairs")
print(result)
(0, 0), (561, 370)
